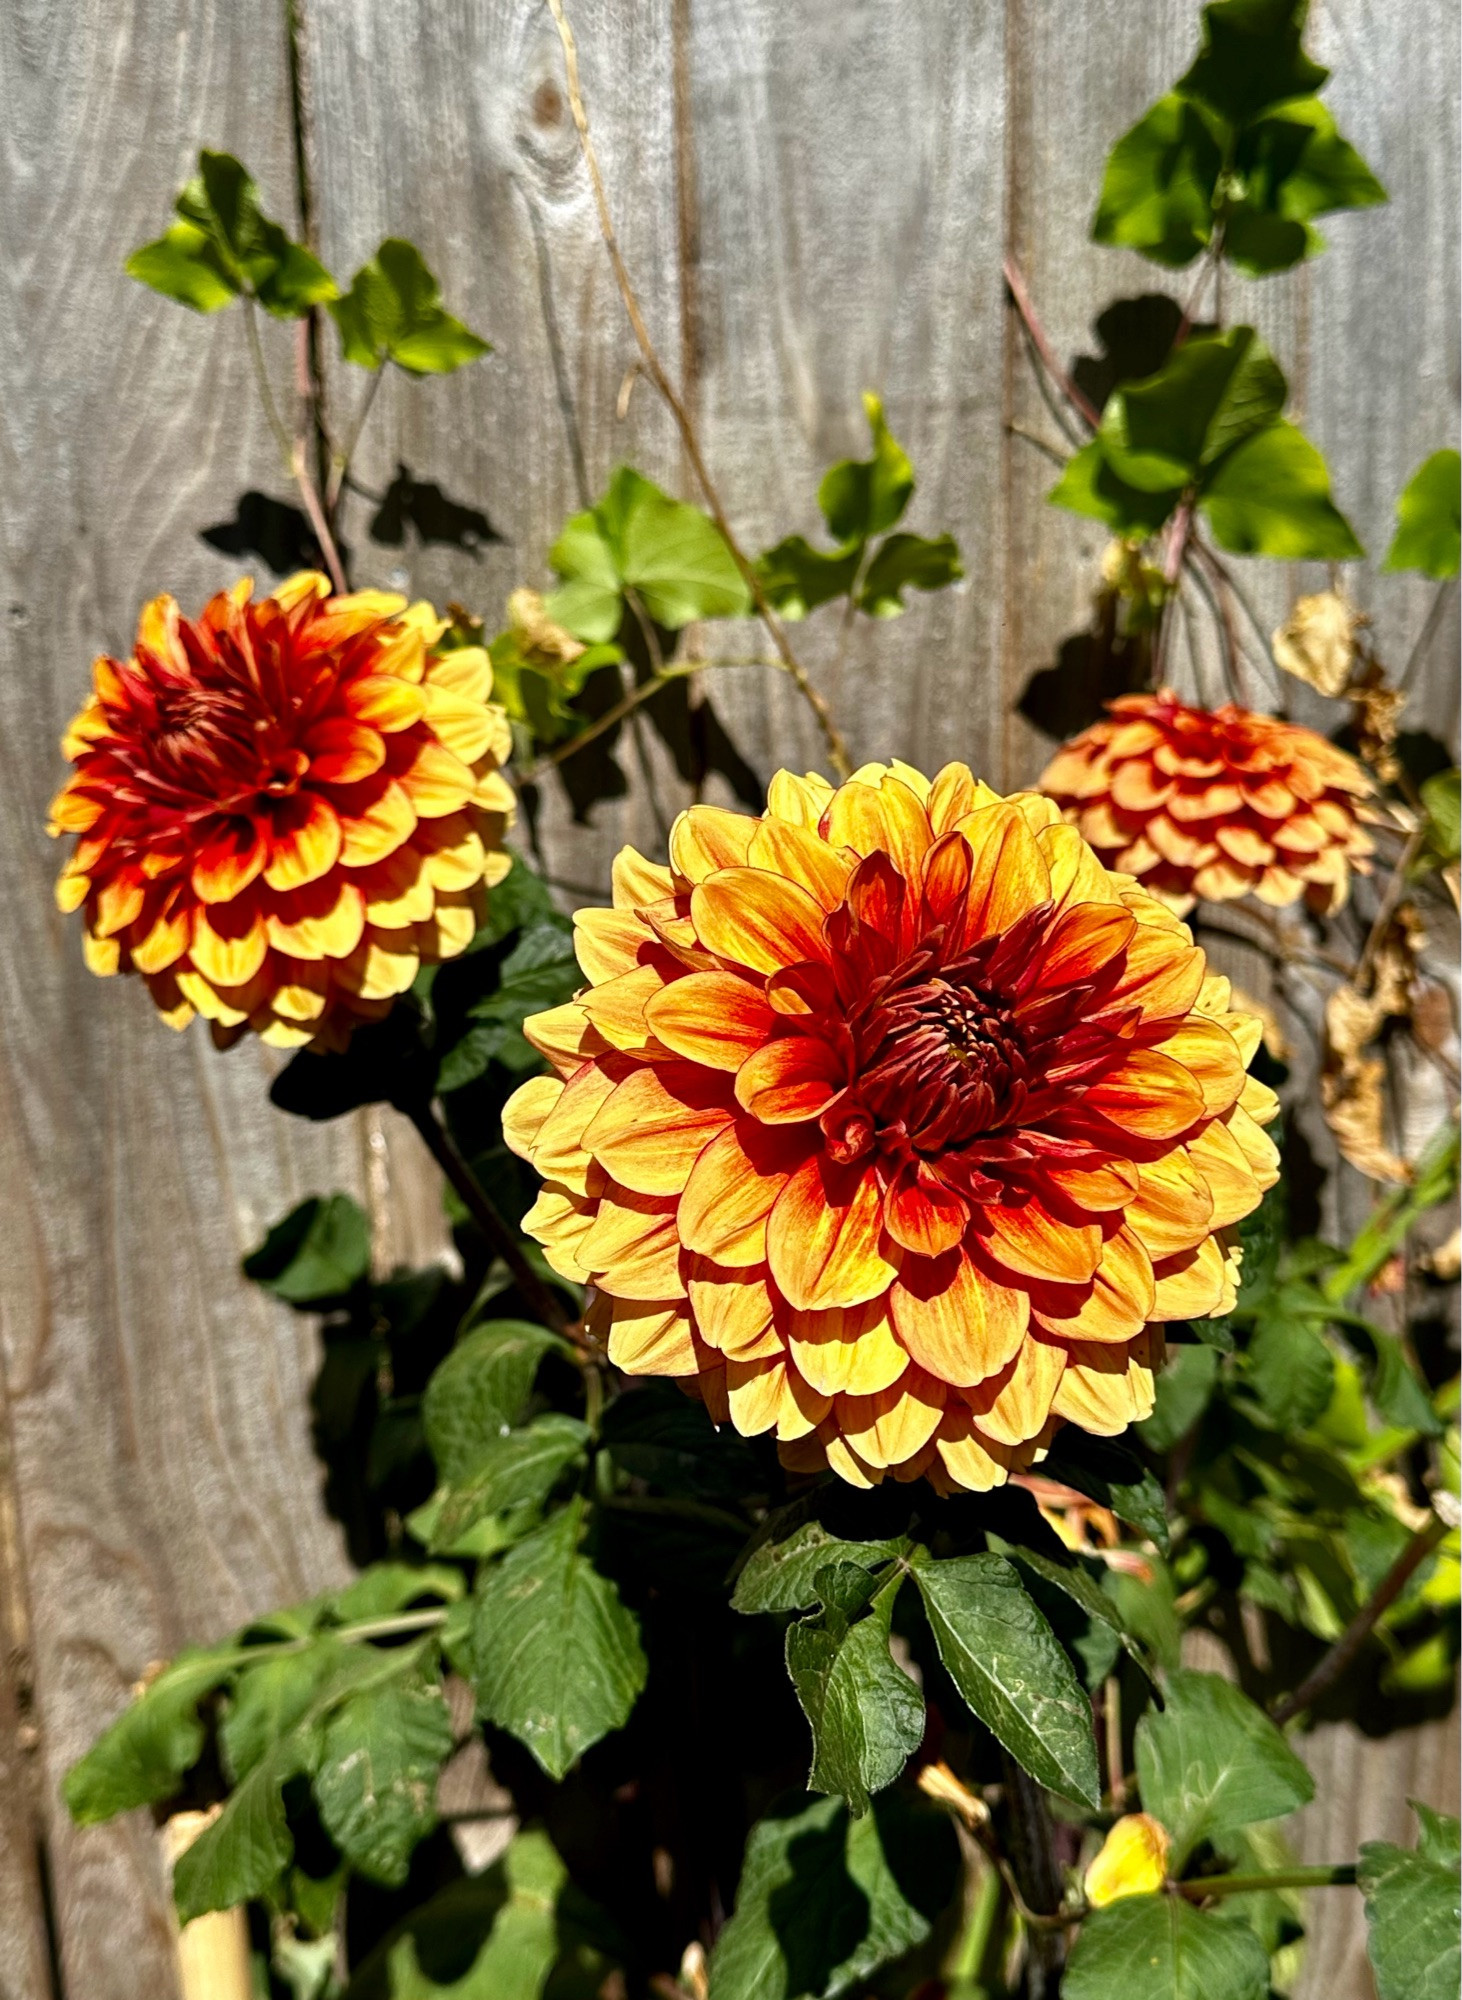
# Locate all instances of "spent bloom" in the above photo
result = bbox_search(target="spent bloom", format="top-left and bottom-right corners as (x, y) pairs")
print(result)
(50, 573), (513, 1048)
(504, 761), (1279, 1493)
(1038, 690), (1374, 918)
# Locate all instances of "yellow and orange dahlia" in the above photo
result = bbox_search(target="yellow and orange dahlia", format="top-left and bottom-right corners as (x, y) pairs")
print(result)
(1038, 690), (1374, 917)
(49, 572), (514, 1049)
(503, 761), (1280, 1493)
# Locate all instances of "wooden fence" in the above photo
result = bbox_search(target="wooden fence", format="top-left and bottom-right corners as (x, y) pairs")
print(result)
(1, 2), (1456, 1995)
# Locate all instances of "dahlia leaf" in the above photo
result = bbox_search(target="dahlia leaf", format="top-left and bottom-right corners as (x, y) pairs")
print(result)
(64, 1644), (247, 1823)
(707, 1791), (958, 2000)
(1137, 1341), (1221, 1451)
(1200, 419), (1364, 559)
(242, 1191), (370, 1307)
(221, 1642), (350, 1785)
(786, 1580), (924, 1817)
(173, 1732), (314, 1923)
(423, 1320), (566, 1484)
(818, 392), (915, 544)
(1385, 450), (1461, 577)
(912, 1554), (1101, 1809)
(328, 238), (490, 375)
(1063, 1894), (1270, 2000)
(856, 531), (963, 617)
(428, 1414), (589, 1551)
(1358, 1805), (1462, 2000)
(469, 1505), (646, 1780)
(989, 1534), (1157, 1680)
(731, 1521), (910, 1614)
(1038, 1434), (1171, 1553)
(314, 1665), (454, 1886)
(1244, 1311), (1334, 1429)
(1134, 1668), (1313, 1870)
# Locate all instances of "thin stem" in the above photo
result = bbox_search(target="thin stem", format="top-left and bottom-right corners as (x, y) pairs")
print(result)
(1002, 255), (1101, 430)
(1398, 577), (1457, 692)
(1354, 827), (1426, 988)
(290, 440), (349, 594)
(1271, 1513), (1448, 1725)
(1174, 222), (1225, 347)
(243, 298), (295, 468)
(326, 367), (384, 515)
(406, 1098), (576, 1337)
(1154, 498), (1195, 679)
(1178, 1864), (1359, 1900)
(1007, 419), (1072, 466)
(544, 0), (851, 778)
(514, 655), (782, 785)
(1102, 1675), (1124, 1808)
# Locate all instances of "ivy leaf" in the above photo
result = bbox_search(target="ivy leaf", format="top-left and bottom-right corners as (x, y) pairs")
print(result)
(856, 532), (963, 616)
(64, 1645), (245, 1823)
(314, 1665), (455, 1885)
(1359, 1803), (1462, 2000)
(1064, 1893), (1270, 2000)
(1098, 328), (1286, 490)
(422, 1320), (564, 1484)
(1138, 1342), (1220, 1451)
(328, 238), (489, 375)
(429, 1414), (590, 1552)
(1224, 97), (1386, 275)
(1048, 441), (1182, 540)
(732, 1523), (909, 1615)
(1177, 0), (1328, 126)
(912, 1553), (1100, 1808)
(127, 151), (336, 318)
(1200, 419), (1364, 559)
(1092, 93), (1226, 267)
(786, 1581), (924, 1818)
(756, 536), (861, 621)
(469, 1506), (646, 1779)
(818, 393), (915, 544)
(1135, 1668), (1313, 1869)
(547, 466), (751, 642)
(1385, 450), (1462, 578)
(706, 1791), (958, 2000)
(242, 1193), (370, 1307)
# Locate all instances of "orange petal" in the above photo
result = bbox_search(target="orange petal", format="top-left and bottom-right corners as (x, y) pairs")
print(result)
(837, 1367), (946, 1468)
(396, 737), (477, 816)
(574, 907), (651, 984)
(921, 830), (973, 934)
(765, 770), (834, 828)
(501, 1074), (563, 1160)
(934, 1409), (1024, 1491)
(1037, 1157), (1140, 1213)
(669, 804), (756, 883)
(686, 1258), (781, 1359)
(527, 1062), (618, 1193)
(264, 877), (366, 961)
(775, 1363), (834, 1440)
(579, 1185), (686, 1299)
(1128, 1150), (1215, 1258)
(766, 1156), (897, 1312)
(522, 1184), (596, 1284)
(1029, 1227), (1155, 1343)
(747, 817), (854, 910)
(612, 845), (676, 909)
(1187, 1119), (1263, 1227)
(191, 819), (267, 903)
(304, 717), (386, 785)
(785, 1297), (907, 1396)
(824, 774), (931, 883)
(422, 682), (499, 762)
(92, 871), (146, 937)
(960, 805), (1052, 940)
(336, 926), (421, 999)
(963, 1332), (1065, 1447)
(1025, 903), (1135, 992)
(336, 775), (418, 867)
(191, 900), (269, 987)
(1052, 1343), (1155, 1433)
(1095, 926), (1206, 1024)
(677, 1120), (800, 1265)
(1039, 823), (1120, 913)
(927, 762), (995, 832)
(583, 1063), (732, 1196)
(600, 1298), (699, 1375)
(524, 1001), (606, 1076)
(976, 1198), (1102, 1285)
(645, 970), (776, 1070)
(264, 792), (343, 891)
(725, 1355), (789, 1435)
(883, 1164), (970, 1258)
(734, 1033), (845, 1122)
(1083, 1050), (1206, 1139)
(1150, 1016), (1245, 1116)
(890, 1249), (1028, 1386)
(581, 964), (670, 1055)
(343, 673), (427, 731)
(1150, 1236), (1228, 1318)
(691, 868), (831, 974)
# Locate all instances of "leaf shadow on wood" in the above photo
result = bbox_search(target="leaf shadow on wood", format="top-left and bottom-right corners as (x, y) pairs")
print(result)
(201, 490), (348, 578)
(1017, 601), (1155, 744)
(365, 463), (503, 558)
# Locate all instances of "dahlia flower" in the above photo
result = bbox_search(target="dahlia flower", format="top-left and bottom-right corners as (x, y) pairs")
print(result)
(503, 761), (1279, 1492)
(1038, 690), (1373, 918)
(50, 573), (513, 1048)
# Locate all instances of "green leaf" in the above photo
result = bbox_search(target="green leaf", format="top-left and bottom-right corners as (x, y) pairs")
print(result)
(912, 1554), (1100, 1808)
(547, 466), (751, 642)
(423, 1321), (563, 1484)
(786, 1582), (924, 1817)
(818, 393), (915, 544)
(1048, 440), (1182, 539)
(242, 1193), (371, 1307)
(128, 151), (336, 318)
(429, 1414), (589, 1551)
(222, 1643), (347, 1784)
(732, 1524), (909, 1615)
(1419, 769), (1461, 866)
(856, 532), (963, 616)
(1102, 1559), (1184, 1674)
(1245, 1311), (1334, 1429)
(327, 1563), (465, 1624)
(1370, 1332), (1443, 1436)
(706, 1791), (958, 2000)
(1100, 328), (1286, 490)
(64, 1645), (244, 1823)
(440, 923), (580, 1091)
(1135, 1668), (1313, 1868)
(1359, 1804), (1462, 2000)
(755, 536), (861, 621)
(315, 1665), (454, 1885)
(470, 1506), (646, 1779)
(990, 1537), (1155, 1679)
(1092, 92), (1225, 267)
(1139, 1342), (1221, 1451)
(1040, 1435), (1171, 1553)
(1201, 418), (1363, 558)
(1064, 1894), (1270, 2000)
(1224, 97), (1386, 275)
(1385, 450), (1461, 578)
(174, 1732), (314, 1923)
(1177, 0), (1328, 126)
(328, 239), (489, 374)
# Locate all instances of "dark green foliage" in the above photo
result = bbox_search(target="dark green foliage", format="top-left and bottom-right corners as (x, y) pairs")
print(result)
(1359, 1804), (1462, 2000)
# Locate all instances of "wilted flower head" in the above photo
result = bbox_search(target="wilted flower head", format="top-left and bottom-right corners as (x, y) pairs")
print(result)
(50, 573), (513, 1048)
(504, 761), (1279, 1493)
(1038, 690), (1374, 917)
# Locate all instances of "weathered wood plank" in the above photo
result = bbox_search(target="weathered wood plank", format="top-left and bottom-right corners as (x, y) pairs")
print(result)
(0, 1372), (53, 2000)
(0, 6), (379, 1992)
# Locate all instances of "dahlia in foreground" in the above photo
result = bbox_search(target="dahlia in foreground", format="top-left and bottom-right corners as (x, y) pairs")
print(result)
(1038, 690), (1374, 917)
(50, 573), (513, 1048)
(504, 761), (1279, 1492)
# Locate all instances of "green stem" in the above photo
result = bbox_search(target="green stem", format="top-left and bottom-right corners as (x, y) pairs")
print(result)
(1178, 1863), (1358, 1900)
(242, 296), (295, 468)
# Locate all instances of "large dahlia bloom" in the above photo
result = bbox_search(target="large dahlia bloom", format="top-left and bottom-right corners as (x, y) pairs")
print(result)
(504, 762), (1279, 1493)
(1038, 691), (1374, 918)
(50, 573), (513, 1049)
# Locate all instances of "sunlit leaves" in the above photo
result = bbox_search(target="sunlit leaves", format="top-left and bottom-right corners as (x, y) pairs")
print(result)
(127, 151), (336, 316)
(1359, 1804), (1462, 2000)
(314, 1664), (454, 1885)
(757, 394), (963, 622)
(421, 1319), (564, 1485)
(328, 237), (490, 375)
(64, 1646), (247, 1822)
(1065, 1894), (1270, 2000)
(1134, 1669), (1313, 1869)
(547, 466), (751, 643)
(785, 1574), (924, 1818)
(1385, 450), (1462, 578)
(732, 1523), (909, 1615)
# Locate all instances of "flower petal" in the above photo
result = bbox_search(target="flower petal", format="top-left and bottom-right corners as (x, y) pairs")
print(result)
(767, 1156), (897, 1311)
(583, 1063), (733, 1196)
(889, 1249), (1028, 1385)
